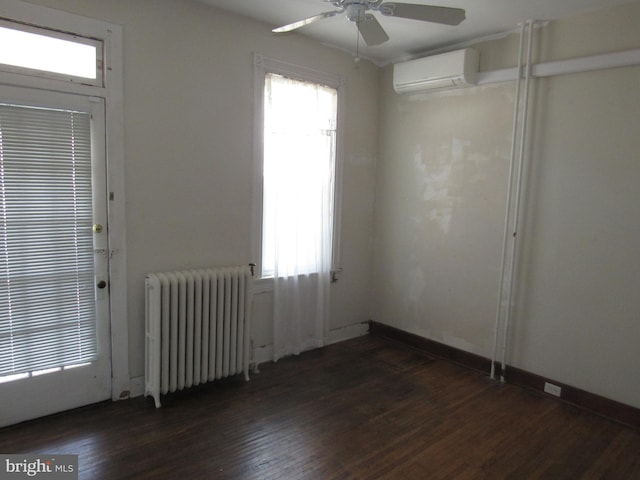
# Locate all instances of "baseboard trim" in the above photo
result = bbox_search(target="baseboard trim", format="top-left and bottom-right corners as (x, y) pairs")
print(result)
(368, 321), (640, 430)
(251, 322), (369, 371)
(368, 321), (492, 374)
(328, 322), (369, 345)
(505, 366), (640, 430)
(129, 376), (145, 399)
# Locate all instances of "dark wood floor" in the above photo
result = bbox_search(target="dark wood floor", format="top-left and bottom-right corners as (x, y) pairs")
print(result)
(1, 335), (639, 479)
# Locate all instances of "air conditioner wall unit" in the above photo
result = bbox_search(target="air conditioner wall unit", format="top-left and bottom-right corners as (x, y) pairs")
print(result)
(393, 48), (479, 94)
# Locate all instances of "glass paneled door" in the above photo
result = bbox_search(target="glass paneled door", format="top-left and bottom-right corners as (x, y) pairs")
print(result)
(0, 86), (111, 427)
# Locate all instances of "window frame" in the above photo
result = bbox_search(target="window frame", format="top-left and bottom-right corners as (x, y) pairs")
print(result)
(252, 54), (346, 289)
(0, 18), (104, 86)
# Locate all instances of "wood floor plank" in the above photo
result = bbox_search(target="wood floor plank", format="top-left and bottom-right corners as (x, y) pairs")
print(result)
(0, 335), (639, 479)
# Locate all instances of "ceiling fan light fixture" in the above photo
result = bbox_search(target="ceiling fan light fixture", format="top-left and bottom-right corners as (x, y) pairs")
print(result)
(378, 4), (395, 16)
(346, 4), (367, 23)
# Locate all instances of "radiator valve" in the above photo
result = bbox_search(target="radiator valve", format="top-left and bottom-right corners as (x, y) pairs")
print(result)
(331, 267), (343, 283)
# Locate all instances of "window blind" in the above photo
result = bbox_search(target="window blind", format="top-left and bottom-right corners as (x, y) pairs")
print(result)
(0, 102), (98, 377)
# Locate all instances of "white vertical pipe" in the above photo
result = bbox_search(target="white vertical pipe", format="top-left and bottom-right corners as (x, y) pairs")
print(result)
(490, 22), (526, 381)
(500, 20), (536, 381)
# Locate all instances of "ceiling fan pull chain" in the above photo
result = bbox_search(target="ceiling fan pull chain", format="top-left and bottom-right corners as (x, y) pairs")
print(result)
(355, 20), (361, 63)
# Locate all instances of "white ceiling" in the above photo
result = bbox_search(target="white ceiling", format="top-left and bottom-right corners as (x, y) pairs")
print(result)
(194, 0), (638, 65)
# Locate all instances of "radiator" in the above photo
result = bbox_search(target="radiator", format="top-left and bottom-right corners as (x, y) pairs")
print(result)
(145, 265), (253, 407)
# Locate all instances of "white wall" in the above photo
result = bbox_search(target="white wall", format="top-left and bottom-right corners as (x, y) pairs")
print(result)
(373, 2), (640, 409)
(25, 0), (378, 380)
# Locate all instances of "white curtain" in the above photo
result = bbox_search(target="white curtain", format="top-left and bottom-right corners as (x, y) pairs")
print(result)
(263, 73), (337, 361)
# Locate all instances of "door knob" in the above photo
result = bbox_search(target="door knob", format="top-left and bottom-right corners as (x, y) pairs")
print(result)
(97, 280), (107, 289)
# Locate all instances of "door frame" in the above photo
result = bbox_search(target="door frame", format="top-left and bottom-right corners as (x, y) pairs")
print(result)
(0, 0), (129, 401)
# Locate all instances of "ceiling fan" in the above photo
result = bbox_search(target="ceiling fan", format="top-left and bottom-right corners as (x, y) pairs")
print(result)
(272, 0), (466, 46)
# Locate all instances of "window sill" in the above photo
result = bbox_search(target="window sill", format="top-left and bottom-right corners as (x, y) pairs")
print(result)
(254, 267), (342, 293)
(254, 277), (274, 293)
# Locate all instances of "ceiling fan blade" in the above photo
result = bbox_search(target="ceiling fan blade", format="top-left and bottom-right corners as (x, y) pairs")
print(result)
(379, 3), (466, 26)
(357, 14), (390, 46)
(272, 10), (342, 33)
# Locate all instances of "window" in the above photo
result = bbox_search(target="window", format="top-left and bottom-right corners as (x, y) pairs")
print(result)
(254, 55), (344, 281)
(0, 20), (102, 85)
(262, 73), (338, 277)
